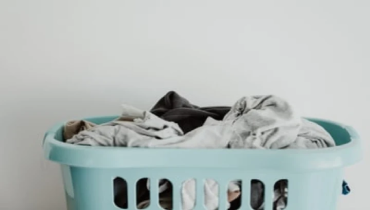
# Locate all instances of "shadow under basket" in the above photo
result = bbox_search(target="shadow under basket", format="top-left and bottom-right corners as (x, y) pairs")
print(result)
(43, 116), (362, 210)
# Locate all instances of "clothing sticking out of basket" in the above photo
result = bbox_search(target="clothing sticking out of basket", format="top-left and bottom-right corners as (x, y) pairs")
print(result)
(150, 91), (231, 134)
(65, 93), (336, 210)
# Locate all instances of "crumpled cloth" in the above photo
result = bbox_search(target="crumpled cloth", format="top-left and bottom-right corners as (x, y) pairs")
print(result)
(66, 105), (184, 146)
(63, 120), (96, 140)
(66, 93), (336, 210)
(224, 95), (335, 149)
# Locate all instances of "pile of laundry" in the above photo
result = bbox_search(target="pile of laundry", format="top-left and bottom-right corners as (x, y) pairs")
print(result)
(64, 91), (336, 210)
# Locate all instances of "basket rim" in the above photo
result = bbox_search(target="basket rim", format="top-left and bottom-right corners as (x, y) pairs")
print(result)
(43, 116), (362, 170)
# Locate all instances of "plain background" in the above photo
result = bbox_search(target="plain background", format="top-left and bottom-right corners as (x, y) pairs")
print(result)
(0, 1), (369, 209)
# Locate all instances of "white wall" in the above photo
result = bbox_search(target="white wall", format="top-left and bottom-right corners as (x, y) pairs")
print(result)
(0, 0), (369, 209)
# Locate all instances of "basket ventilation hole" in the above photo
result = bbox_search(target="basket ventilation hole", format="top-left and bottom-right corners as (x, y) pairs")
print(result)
(158, 179), (173, 210)
(251, 179), (265, 210)
(114, 177), (128, 209)
(228, 180), (241, 210)
(181, 179), (196, 210)
(273, 179), (288, 210)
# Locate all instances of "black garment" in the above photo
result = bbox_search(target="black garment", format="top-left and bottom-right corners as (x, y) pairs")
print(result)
(151, 91), (230, 133)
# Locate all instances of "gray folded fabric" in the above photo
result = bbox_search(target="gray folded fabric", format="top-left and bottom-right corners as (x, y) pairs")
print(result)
(66, 105), (184, 146)
(288, 118), (336, 148)
(148, 117), (232, 149)
(224, 95), (302, 149)
(225, 95), (335, 149)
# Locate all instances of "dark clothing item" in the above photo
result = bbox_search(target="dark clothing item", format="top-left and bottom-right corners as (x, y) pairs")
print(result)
(150, 91), (230, 133)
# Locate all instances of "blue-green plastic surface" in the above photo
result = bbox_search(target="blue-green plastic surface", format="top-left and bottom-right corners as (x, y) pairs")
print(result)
(43, 117), (362, 210)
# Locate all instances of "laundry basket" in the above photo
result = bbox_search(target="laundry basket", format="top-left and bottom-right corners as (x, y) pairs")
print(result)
(43, 116), (362, 210)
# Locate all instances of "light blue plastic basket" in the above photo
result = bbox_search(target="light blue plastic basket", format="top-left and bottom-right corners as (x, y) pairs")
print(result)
(43, 116), (362, 210)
